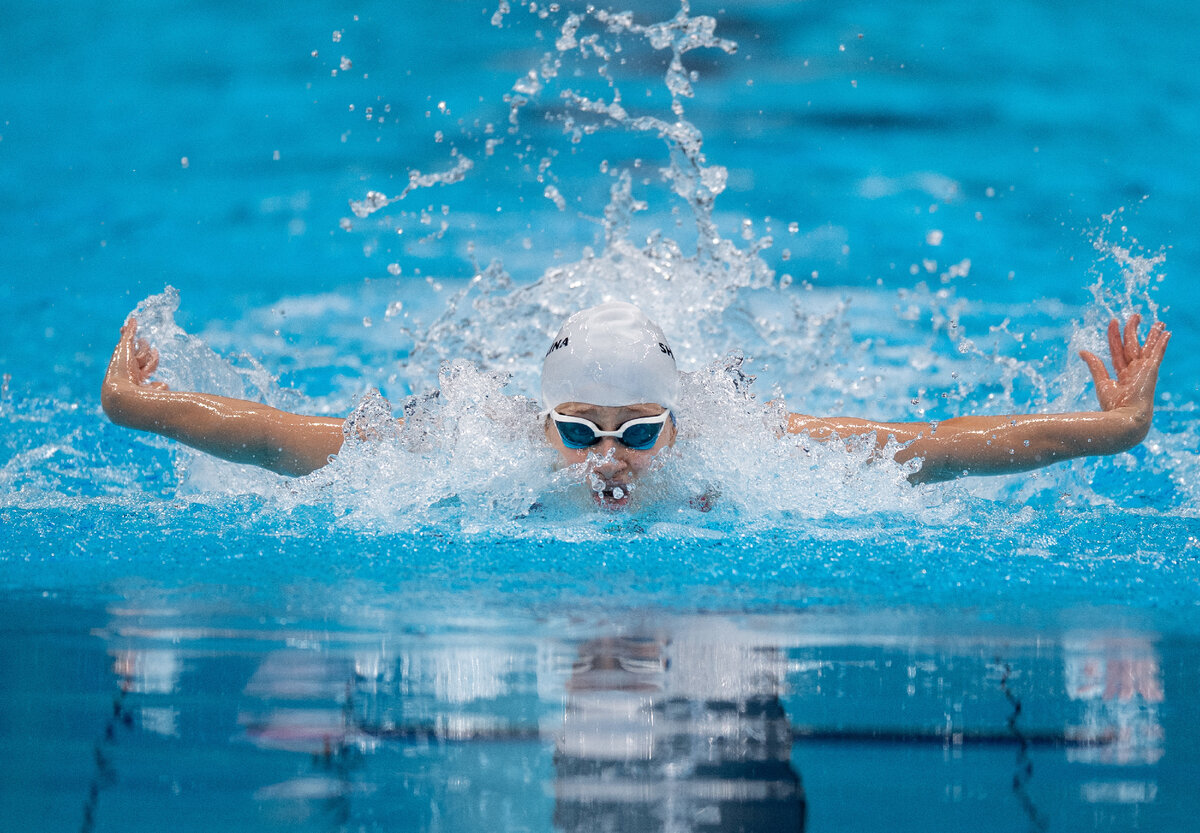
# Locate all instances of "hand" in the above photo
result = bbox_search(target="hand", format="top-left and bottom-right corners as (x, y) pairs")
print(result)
(1079, 315), (1169, 416)
(102, 317), (171, 425)
(103, 317), (170, 393)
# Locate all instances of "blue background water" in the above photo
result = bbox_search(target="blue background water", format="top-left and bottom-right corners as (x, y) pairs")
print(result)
(2, 1), (1199, 831)
(3, 0), (1198, 380)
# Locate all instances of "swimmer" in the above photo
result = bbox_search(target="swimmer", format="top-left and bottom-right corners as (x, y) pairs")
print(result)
(101, 301), (1169, 505)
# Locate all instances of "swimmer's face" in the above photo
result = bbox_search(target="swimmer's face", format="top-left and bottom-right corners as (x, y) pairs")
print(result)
(545, 402), (676, 510)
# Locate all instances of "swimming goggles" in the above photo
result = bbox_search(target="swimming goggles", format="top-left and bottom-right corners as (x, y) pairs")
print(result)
(549, 410), (673, 451)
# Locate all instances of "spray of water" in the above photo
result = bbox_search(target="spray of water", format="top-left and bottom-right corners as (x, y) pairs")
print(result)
(55, 2), (1185, 531)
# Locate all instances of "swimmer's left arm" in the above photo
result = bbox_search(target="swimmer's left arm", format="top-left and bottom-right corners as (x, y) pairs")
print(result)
(788, 316), (1169, 484)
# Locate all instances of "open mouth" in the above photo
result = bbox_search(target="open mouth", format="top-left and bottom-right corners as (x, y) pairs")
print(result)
(592, 482), (631, 509)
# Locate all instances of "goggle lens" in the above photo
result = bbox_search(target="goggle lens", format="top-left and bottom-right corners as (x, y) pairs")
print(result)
(557, 420), (606, 449)
(617, 423), (662, 450)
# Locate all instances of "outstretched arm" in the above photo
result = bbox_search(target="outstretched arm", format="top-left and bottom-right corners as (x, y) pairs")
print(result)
(788, 316), (1169, 484)
(101, 318), (347, 476)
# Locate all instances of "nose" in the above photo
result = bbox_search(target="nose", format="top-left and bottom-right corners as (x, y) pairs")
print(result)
(590, 438), (628, 475)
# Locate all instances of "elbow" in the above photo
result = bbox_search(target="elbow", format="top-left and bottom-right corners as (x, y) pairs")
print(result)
(1126, 411), (1151, 448)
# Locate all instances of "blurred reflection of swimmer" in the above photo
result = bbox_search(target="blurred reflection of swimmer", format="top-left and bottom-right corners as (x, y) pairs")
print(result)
(1063, 634), (1164, 766)
(553, 632), (805, 833)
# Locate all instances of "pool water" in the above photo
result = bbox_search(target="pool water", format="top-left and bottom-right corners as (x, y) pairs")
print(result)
(2, 1), (1199, 831)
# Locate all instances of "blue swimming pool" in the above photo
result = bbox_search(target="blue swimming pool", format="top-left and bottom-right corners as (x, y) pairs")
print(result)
(2, 1), (1199, 830)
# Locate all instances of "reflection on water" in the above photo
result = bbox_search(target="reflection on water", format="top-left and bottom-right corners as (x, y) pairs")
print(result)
(18, 598), (1178, 832)
(1063, 635), (1164, 766)
(555, 633), (804, 832)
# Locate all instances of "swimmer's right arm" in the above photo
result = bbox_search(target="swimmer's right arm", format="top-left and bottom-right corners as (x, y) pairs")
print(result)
(101, 318), (346, 476)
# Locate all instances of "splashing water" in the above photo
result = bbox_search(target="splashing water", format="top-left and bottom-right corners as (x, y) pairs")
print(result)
(18, 1), (1189, 535)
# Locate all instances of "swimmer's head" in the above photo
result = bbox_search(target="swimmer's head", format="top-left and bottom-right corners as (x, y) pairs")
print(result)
(540, 302), (679, 412)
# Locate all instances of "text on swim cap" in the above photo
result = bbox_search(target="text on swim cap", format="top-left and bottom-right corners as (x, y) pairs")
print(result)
(545, 336), (569, 357)
(658, 342), (674, 359)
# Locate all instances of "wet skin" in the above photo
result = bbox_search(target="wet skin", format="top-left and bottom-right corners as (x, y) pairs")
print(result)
(544, 402), (677, 510)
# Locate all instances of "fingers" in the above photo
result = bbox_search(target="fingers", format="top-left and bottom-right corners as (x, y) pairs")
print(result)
(1106, 314), (1170, 373)
(106, 315), (165, 389)
(119, 315), (139, 344)
(1079, 350), (1111, 385)
(106, 319), (136, 382)
(1122, 314), (1143, 361)
(1106, 318), (1126, 373)
(1143, 321), (1169, 360)
(134, 338), (159, 374)
(143, 348), (160, 375)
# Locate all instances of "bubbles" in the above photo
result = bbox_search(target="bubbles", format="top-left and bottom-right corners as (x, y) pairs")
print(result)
(1086, 207), (1165, 323)
(293, 364), (562, 533)
(543, 184), (566, 210)
(649, 356), (941, 524)
(490, 1), (510, 28)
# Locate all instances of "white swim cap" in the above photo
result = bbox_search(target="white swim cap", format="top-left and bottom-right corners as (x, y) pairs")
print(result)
(541, 302), (679, 412)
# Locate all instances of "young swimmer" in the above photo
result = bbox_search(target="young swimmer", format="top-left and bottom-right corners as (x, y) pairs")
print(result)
(102, 301), (1169, 506)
